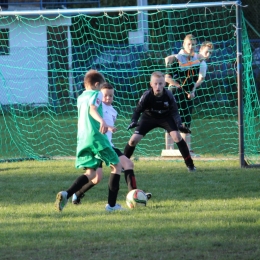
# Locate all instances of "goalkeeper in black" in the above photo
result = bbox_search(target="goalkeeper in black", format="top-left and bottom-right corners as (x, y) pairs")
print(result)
(124, 71), (196, 172)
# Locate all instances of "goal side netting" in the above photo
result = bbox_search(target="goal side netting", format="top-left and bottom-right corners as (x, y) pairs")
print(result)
(0, 2), (259, 166)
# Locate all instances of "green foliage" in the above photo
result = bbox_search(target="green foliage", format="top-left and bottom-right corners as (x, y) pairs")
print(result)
(1, 159), (260, 260)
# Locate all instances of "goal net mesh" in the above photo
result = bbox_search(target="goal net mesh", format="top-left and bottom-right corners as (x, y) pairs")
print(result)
(0, 4), (259, 165)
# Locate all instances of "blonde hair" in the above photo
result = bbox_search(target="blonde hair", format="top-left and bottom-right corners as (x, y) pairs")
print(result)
(200, 41), (214, 50)
(183, 34), (196, 43)
(151, 71), (164, 80)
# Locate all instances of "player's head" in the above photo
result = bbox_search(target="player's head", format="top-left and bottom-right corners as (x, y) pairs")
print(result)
(199, 41), (214, 60)
(150, 71), (166, 97)
(183, 34), (197, 55)
(101, 82), (114, 106)
(83, 69), (105, 90)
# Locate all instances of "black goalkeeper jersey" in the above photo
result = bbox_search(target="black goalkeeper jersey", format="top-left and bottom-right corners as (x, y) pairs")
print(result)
(131, 88), (182, 127)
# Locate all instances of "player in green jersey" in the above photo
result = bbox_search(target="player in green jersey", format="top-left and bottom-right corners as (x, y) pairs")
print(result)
(55, 69), (124, 212)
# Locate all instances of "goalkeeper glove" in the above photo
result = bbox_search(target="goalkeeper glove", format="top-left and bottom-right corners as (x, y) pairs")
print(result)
(127, 121), (139, 130)
(178, 125), (191, 134)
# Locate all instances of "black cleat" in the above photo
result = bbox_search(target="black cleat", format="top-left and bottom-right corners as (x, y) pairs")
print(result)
(72, 193), (85, 205)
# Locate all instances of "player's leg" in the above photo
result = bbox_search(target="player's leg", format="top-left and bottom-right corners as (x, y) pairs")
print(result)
(98, 146), (124, 211)
(105, 162), (123, 212)
(55, 168), (96, 212)
(180, 131), (191, 150)
(161, 117), (196, 172)
(72, 163), (103, 205)
(124, 114), (155, 159)
(165, 131), (174, 149)
(111, 147), (137, 191)
(119, 149), (152, 199)
(170, 131), (196, 171)
(120, 154), (136, 191)
(55, 151), (101, 211)
(124, 134), (143, 158)
(180, 99), (193, 153)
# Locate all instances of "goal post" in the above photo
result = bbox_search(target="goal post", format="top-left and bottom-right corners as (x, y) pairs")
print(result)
(0, 1), (259, 167)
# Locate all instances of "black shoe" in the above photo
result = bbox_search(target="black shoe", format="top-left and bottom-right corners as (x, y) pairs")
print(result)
(72, 193), (85, 205)
(187, 165), (196, 172)
(145, 192), (152, 200)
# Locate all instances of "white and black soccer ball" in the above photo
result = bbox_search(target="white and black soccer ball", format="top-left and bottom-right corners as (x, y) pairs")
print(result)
(126, 189), (148, 209)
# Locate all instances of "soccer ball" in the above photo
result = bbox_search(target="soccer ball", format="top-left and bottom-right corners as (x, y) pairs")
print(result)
(126, 189), (148, 209)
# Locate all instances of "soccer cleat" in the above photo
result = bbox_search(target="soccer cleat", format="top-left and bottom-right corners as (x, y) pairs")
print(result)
(145, 192), (152, 200)
(72, 193), (85, 205)
(105, 203), (125, 212)
(187, 165), (196, 172)
(55, 191), (68, 212)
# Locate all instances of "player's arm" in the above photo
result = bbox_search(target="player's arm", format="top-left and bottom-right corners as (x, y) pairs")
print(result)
(127, 91), (148, 130)
(188, 61), (207, 99)
(89, 105), (108, 134)
(165, 55), (176, 67)
(164, 55), (181, 89)
(165, 74), (181, 89)
(89, 92), (108, 134)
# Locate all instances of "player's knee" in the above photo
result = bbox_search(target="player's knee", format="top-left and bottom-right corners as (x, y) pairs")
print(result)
(170, 131), (182, 143)
(111, 163), (122, 174)
(129, 140), (138, 146)
(123, 159), (134, 170)
(92, 170), (103, 184)
(176, 135), (182, 142)
(84, 169), (96, 181)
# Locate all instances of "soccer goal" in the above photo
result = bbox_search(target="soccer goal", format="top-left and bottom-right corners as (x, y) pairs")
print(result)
(0, 1), (259, 167)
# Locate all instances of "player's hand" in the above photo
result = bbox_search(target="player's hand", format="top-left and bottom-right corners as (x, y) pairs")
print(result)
(169, 83), (181, 90)
(127, 121), (139, 130)
(99, 120), (108, 134)
(108, 126), (117, 133)
(188, 91), (195, 100)
(175, 83), (182, 89)
(178, 125), (191, 134)
(165, 56), (175, 66)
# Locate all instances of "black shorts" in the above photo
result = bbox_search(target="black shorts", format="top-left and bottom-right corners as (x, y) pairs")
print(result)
(113, 147), (123, 157)
(97, 147), (123, 168)
(134, 113), (178, 136)
(174, 89), (193, 128)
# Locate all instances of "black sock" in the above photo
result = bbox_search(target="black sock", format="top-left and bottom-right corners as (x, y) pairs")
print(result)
(124, 143), (136, 159)
(124, 169), (137, 191)
(66, 175), (89, 198)
(108, 173), (120, 207)
(176, 139), (194, 167)
(75, 181), (95, 198)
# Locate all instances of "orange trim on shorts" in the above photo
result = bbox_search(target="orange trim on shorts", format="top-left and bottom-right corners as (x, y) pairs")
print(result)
(178, 60), (200, 67)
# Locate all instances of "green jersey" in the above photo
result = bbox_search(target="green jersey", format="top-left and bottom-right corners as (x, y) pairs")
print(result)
(75, 90), (119, 169)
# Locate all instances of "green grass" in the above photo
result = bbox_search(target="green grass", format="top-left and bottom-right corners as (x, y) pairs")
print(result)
(1, 159), (260, 260)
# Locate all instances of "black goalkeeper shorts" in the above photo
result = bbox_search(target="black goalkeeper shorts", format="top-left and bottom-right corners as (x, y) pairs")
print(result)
(134, 113), (178, 136)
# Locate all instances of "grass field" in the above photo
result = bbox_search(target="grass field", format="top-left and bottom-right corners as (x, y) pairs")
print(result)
(1, 159), (260, 260)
